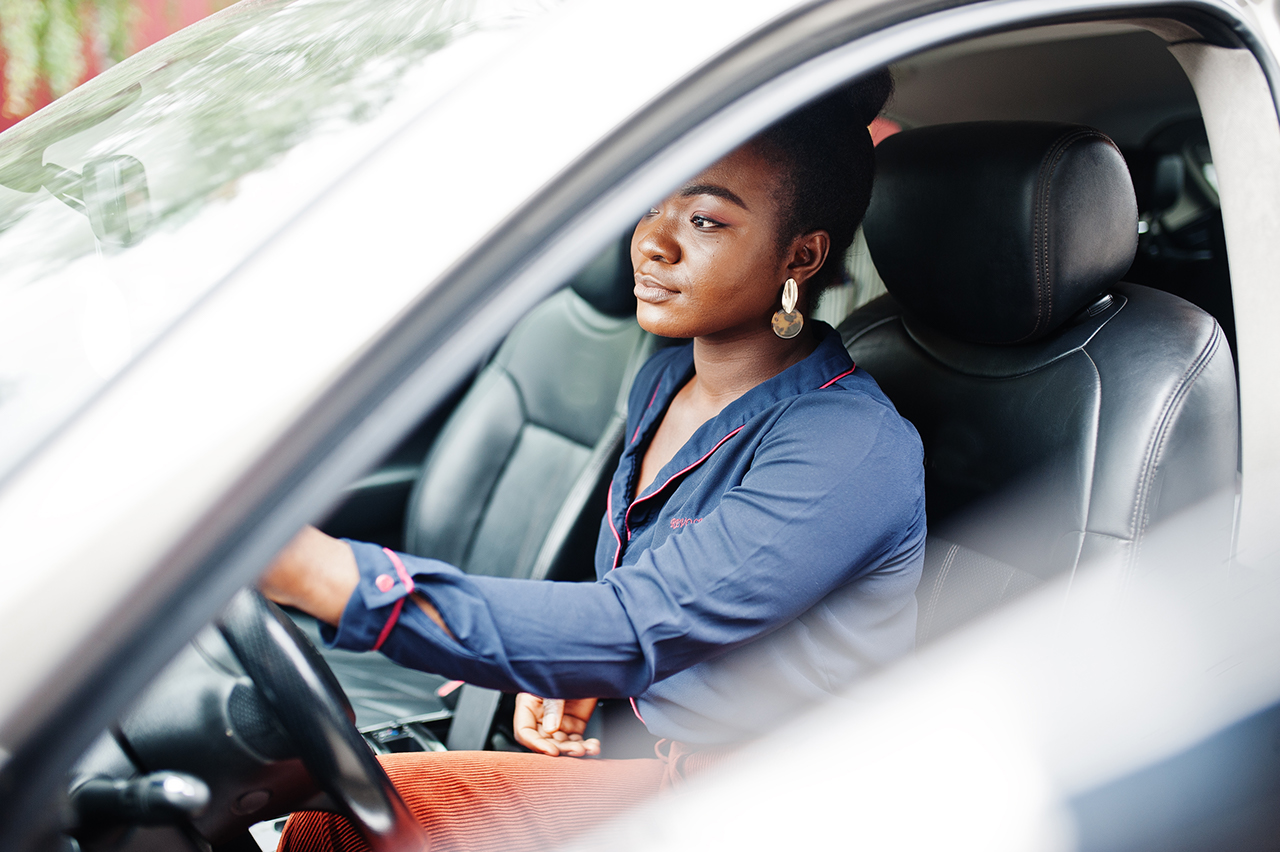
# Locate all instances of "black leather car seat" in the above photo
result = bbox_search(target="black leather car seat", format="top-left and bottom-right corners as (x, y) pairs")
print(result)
(404, 237), (648, 582)
(401, 236), (651, 748)
(311, 237), (648, 746)
(843, 122), (1239, 643)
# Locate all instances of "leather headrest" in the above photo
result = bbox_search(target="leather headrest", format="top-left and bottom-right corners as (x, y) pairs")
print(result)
(566, 233), (636, 318)
(864, 122), (1138, 345)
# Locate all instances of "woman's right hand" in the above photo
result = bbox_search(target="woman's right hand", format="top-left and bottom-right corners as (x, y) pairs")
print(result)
(513, 693), (601, 757)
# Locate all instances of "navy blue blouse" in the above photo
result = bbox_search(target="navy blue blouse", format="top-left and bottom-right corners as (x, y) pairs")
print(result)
(328, 323), (926, 744)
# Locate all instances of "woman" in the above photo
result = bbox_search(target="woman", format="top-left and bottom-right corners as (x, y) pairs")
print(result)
(264, 70), (925, 851)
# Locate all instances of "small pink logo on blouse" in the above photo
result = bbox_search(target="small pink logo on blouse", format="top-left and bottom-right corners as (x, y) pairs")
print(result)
(375, 573), (396, 592)
(670, 517), (702, 530)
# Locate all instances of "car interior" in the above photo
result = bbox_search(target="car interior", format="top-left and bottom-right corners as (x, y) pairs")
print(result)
(63, 18), (1245, 852)
(313, 17), (1240, 755)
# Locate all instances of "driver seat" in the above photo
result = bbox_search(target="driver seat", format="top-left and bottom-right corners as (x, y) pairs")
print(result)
(841, 122), (1239, 643)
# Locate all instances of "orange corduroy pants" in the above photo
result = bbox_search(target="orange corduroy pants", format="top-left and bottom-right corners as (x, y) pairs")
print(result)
(276, 741), (728, 852)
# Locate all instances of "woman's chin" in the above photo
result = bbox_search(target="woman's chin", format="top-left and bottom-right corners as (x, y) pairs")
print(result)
(635, 303), (683, 338)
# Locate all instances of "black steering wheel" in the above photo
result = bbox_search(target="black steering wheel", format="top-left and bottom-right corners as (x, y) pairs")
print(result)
(218, 589), (428, 851)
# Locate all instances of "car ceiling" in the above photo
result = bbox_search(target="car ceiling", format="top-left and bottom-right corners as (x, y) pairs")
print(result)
(890, 23), (1201, 148)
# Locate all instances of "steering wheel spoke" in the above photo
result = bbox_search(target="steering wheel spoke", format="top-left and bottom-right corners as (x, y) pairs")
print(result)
(219, 590), (427, 852)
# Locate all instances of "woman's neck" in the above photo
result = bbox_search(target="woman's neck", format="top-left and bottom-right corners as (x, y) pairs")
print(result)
(630, 324), (821, 500)
(687, 324), (820, 410)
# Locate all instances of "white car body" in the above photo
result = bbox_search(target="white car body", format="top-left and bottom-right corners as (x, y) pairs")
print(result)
(2, 0), (1280, 848)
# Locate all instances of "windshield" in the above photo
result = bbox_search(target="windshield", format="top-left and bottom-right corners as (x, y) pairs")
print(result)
(0, 0), (556, 483)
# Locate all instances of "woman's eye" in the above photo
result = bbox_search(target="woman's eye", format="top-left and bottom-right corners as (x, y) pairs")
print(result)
(690, 214), (722, 230)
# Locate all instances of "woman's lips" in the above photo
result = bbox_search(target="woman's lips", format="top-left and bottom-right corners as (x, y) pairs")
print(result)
(634, 274), (677, 304)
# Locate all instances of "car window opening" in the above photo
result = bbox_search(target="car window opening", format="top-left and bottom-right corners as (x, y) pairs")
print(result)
(301, 13), (1238, 834)
(308, 13), (1235, 766)
(53, 14), (1251, 852)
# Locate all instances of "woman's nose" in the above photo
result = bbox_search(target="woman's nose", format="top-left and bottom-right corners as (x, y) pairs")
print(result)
(633, 210), (680, 264)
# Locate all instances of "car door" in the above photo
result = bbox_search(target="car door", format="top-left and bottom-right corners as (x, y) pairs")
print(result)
(4, 0), (1280, 849)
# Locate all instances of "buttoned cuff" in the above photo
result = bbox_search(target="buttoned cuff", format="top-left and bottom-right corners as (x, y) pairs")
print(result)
(322, 540), (423, 651)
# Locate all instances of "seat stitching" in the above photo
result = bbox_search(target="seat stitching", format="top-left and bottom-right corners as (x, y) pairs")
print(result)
(1128, 325), (1220, 538)
(1126, 323), (1223, 580)
(1031, 139), (1056, 337)
(923, 543), (959, 640)
(1066, 349), (1103, 595)
(1027, 129), (1108, 343)
(1074, 529), (1132, 543)
(840, 314), (901, 348)
(998, 568), (1022, 601)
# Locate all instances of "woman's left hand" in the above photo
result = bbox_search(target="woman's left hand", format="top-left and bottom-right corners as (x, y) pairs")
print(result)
(513, 693), (601, 757)
(259, 526), (360, 626)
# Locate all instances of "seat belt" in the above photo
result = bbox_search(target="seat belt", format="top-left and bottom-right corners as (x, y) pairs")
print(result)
(444, 684), (506, 751)
(444, 330), (657, 751)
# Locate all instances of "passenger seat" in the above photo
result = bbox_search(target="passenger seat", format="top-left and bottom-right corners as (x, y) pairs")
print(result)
(314, 235), (650, 746)
(403, 237), (649, 584)
(845, 122), (1239, 643)
(402, 235), (650, 749)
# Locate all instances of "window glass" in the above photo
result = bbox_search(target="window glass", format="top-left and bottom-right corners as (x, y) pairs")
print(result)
(0, 0), (557, 481)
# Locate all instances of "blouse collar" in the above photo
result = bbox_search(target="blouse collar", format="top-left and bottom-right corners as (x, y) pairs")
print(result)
(620, 322), (855, 505)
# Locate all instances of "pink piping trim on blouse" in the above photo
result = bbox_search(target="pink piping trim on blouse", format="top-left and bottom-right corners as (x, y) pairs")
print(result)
(624, 426), (745, 542)
(616, 425), (744, 726)
(371, 547), (416, 652)
(607, 487), (625, 569)
(631, 383), (663, 445)
(819, 364), (856, 389)
(615, 365), (853, 724)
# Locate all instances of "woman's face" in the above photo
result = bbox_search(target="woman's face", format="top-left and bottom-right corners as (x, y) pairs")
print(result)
(631, 143), (801, 341)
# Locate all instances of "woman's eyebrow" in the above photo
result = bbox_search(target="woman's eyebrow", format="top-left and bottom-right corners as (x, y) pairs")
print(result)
(679, 183), (750, 210)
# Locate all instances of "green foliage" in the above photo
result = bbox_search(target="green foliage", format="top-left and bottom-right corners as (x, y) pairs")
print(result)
(93, 0), (138, 77)
(42, 0), (84, 98)
(0, 0), (45, 116)
(0, 0), (141, 118)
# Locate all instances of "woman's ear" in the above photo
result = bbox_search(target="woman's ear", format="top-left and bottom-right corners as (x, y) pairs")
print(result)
(786, 230), (830, 290)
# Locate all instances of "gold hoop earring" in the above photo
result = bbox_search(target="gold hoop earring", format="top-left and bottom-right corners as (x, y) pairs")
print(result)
(772, 277), (804, 339)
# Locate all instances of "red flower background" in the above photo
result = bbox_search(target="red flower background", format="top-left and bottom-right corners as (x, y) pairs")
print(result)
(0, 0), (223, 132)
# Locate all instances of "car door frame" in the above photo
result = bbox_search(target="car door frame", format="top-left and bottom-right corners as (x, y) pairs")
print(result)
(5, 0), (1279, 848)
